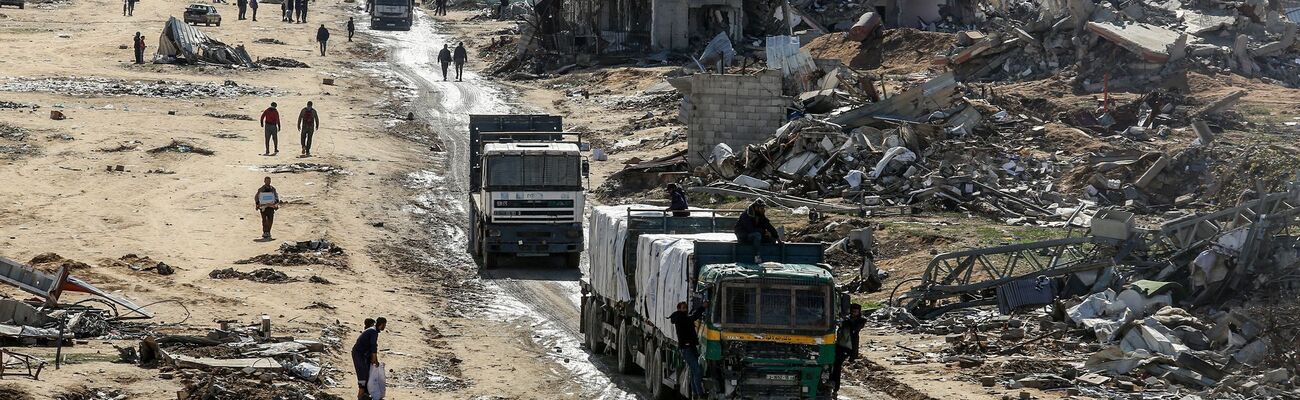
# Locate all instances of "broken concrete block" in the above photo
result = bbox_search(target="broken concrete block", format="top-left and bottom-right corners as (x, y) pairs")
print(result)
(1193, 90), (1247, 117)
(1191, 120), (1215, 146)
(1134, 155), (1169, 188)
(1085, 22), (1182, 63)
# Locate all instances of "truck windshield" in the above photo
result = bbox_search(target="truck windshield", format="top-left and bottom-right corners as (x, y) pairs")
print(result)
(718, 283), (831, 331)
(486, 155), (582, 190)
(374, 0), (408, 5)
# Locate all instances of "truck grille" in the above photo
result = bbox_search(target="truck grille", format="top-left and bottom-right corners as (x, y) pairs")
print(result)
(728, 341), (821, 361)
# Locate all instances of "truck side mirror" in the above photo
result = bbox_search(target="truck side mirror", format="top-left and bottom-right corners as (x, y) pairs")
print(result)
(582, 160), (590, 177)
(839, 293), (852, 318)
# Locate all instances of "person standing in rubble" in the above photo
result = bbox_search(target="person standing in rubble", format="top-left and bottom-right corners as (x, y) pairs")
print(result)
(346, 17), (355, 42)
(132, 32), (147, 65)
(734, 199), (780, 261)
(830, 303), (867, 394)
(452, 42), (467, 81)
(669, 301), (707, 398)
(351, 317), (386, 400)
(237, 0), (248, 20)
(250, 0), (259, 21)
(123, 0), (137, 16)
(260, 102), (281, 155)
(298, 101), (320, 156)
(666, 183), (689, 217)
(255, 177), (281, 240)
(437, 44), (452, 81)
(497, 0), (508, 18)
(316, 24), (330, 56)
(296, 0), (308, 22)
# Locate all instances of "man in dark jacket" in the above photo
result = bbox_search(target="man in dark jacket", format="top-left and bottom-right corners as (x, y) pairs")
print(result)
(237, 0), (247, 20)
(668, 301), (706, 398)
(295, 0), (307, 22)
(734, 199), (780, 260)
(316, 25), (330, 55)
(298, 101), (320, 156)
(667, 183), (688, 217)
(255, 177), (281, 239)
(250, 0), (259, 21)
(282, 0), (293, 22)
(452, 42), (467, 81)
(346, 17), (355, 42)
(351, 317), (386, 400)
(831, 304), (867, 394)
(437, 44), (452, 81)
(133, 32), (147, 64)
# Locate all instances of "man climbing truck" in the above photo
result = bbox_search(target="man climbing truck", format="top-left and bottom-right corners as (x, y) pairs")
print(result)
(582, 206), (846, 398)
(467, 114), (586, 269)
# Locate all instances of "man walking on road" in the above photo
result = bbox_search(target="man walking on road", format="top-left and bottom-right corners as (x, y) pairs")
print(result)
(316, 24), (330, 56)
(237, 0), (248, 20)
(298, 101), (320, 157)
(453, 42), (467, 81)
(346, 17), (355, 42)
(250, 0), (259, 21)
(352, 317), (386, 400)
(669, 301), (706, 398)
(255, 177), (281, 240)
(123, 0), (137, 16)
(260, 102), (281, 155)
(283, 0), (294, 22)
(437, 44), (452, 81)
(132, 32), (147, 65)
(831, 303), (868, 394)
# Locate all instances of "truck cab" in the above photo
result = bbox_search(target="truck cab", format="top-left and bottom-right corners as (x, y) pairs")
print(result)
(468, 115), (586, 268)
(693, 246), (839, 399)
(370, 0), (412, 30)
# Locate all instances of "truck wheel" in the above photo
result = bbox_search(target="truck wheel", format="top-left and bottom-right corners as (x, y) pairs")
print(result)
(482, 251), (498, 269)
(616, 320), (637, 374)
(645, 341), (669, 399)
(565, 252), (580, 268)
(584, 298), (606, 353)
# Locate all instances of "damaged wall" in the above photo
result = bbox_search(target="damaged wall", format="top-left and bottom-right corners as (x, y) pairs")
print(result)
(651, 0), (742, 50)
(683, 70), (787, 166)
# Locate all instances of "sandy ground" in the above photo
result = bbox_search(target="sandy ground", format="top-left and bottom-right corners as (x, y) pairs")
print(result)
(0, 0), (587, 398)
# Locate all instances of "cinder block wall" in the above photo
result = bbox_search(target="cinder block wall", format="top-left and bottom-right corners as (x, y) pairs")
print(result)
(686, 70), (788, 166)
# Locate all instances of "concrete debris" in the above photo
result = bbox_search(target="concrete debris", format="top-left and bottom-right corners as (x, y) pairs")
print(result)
(234, 239), (348, 268)
(147, 140), (215, 156)
(208, 267), (299, 283)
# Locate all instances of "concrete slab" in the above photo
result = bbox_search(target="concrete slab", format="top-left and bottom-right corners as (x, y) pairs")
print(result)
(1086, 22), (1183, 63)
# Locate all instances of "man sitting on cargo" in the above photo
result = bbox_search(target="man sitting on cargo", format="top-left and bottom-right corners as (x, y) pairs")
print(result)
(669, 301), (707, 398)
(734, 199), (780, 262)
(666, 183), (689, 217)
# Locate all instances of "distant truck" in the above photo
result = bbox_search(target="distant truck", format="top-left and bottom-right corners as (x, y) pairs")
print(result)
(369, 0), (412, 30)
(467, 114), (586, 269)
(0, 0), (24, 9)
(581, 206), (846, 399)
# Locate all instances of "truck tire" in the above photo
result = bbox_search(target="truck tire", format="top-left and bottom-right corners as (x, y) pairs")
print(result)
(583, 297), (606, 354)
(482, 251), (499, 269)
(644, 340), (671, 400)
(565, 252), (580, 268)
(616, 320), (637, 374)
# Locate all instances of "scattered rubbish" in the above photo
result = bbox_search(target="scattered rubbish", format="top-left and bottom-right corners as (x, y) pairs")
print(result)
(98, 140), (143, 152)
(257, 163), (346, 175)
(203, 112), (253, 121)
(259, 57), (309, 68)
(208, 267), (298, 284)
(100, 254), (176, 276)
(0, 77), (277, 99)
(253, 38), (286, 45)
(147, 140), (215, 156)
(235, 239), (347, 268)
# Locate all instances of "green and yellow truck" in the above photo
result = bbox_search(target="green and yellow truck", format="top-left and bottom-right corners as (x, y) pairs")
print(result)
(581, 205), (847, 399)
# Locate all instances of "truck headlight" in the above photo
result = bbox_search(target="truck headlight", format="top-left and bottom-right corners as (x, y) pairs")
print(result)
(488, 229), (502, 237)
(566, 229), (581, 238)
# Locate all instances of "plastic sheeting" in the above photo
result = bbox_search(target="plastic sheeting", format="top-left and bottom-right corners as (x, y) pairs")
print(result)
(634, 233), (733, 342)
(587, 205), (655, 304)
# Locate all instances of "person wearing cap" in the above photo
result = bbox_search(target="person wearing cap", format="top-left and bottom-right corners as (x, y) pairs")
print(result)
(666, 183), (689, 217)
(734, 199), (780, 261)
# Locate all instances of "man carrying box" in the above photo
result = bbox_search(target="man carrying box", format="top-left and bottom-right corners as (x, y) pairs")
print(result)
(255, 177), (281, 239)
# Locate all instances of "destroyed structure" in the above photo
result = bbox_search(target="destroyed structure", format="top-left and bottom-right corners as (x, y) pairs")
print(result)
(156, 16), (255, 68)
(491, 0), (1300, 397)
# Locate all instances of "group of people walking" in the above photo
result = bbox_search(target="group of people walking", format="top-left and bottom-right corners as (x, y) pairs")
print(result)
(438, 42), (468, 81)
(277, 0), (311, 23)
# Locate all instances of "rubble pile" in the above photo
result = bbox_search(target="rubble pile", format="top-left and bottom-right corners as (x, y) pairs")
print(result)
(208, 267), (298, 283)
(234, 239), (348, 268)
(257, 163), (347, 175)
(259, 57), (310, 68)
(148, 140), (215, 156)
(0, 77), (277, 99)
(136, 321), (341, 400)
(203, 112), (254, 121)
(99, 254), (176, 276)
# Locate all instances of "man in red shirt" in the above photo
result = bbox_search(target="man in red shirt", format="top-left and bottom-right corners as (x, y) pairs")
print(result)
(260, 102), (280, 155)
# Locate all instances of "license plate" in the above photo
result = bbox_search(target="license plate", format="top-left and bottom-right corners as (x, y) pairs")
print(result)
(766, 374), (796, 381)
